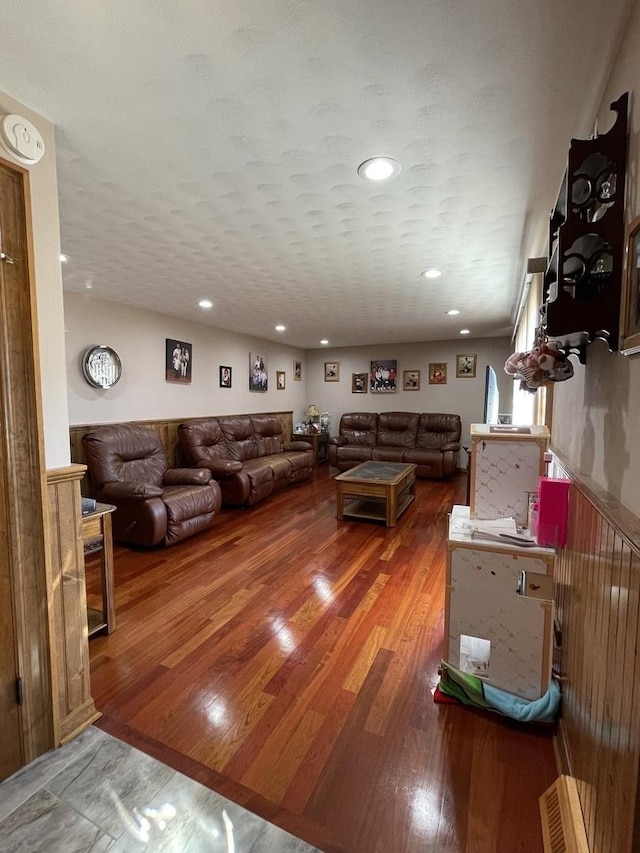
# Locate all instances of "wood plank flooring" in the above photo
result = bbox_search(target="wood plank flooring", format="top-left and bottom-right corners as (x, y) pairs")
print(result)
(87, 467), (557, 853)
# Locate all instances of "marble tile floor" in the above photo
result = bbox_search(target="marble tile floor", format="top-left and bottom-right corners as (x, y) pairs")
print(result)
(0, 726), (321, 852)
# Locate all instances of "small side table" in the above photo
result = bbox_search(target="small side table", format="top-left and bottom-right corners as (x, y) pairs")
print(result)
(81, 502), (116, 637)
(293, 431), (329, 465)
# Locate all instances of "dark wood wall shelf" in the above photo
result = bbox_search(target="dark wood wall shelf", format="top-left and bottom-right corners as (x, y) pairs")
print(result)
(542, 92), (629, 358)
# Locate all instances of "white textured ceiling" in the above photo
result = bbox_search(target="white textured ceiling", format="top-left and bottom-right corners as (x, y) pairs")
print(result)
(0, 0), (633, 348)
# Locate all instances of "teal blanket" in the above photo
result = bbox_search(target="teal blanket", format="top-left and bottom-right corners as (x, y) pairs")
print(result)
(438, 661), (561, 724)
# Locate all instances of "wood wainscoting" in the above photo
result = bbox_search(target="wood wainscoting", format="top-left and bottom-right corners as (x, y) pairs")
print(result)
(551, 454), (640, 853)
(70, 411), (294, 494)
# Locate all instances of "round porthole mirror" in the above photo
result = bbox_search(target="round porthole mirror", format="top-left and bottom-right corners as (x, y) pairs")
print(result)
(82, 345), (122, 389)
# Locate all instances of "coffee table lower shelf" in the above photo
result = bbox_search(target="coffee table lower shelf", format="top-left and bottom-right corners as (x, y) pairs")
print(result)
(342, 492), (415, 525)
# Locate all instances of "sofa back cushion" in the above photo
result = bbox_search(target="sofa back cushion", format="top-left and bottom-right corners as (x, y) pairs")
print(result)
(377, 411), (420, 447)
(83, 424), (167, 490)
(178, 418), (229, 465)
(339, 412), (378, 446)
(251, 414), (284, 456)
(218, 416), (259, 461)
(416, 413), (462, 449)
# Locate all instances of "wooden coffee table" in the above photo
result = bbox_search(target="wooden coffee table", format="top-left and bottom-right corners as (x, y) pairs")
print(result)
(335, 461), (417, 527)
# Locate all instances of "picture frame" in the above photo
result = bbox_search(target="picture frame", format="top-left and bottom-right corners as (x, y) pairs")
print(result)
(276, 370), (286, 389)
(621, 213), (640, 355)
(324, 361), (340, 382)
(219, 365), (232, 388)
(370, 359), (397, 392)
(165, 338), (192, 384)
(456, 353), (477, 378)
(429, 362), (447, 385)
(293, 359), (302, 381)
(403, 370), (420, 391)
(351, 372), (368, 393)
(249, 353), (268, 392)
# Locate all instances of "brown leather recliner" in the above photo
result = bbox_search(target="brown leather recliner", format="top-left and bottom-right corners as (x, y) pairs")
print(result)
(82, 424), (222, 547)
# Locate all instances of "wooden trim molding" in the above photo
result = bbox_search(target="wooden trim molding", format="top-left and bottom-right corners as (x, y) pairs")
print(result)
(550, 449), (640, 853)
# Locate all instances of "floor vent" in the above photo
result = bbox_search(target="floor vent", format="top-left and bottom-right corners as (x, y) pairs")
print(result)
(539, 775), (589, 853)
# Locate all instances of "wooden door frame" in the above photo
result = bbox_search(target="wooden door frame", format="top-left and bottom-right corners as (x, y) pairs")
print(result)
(0, 155), (54, 765)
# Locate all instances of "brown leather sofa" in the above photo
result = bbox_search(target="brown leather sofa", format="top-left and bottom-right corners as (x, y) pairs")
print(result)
(82, 424), (222, 547)
(328, 411), (461, 478)
(178, 414), (314, 507)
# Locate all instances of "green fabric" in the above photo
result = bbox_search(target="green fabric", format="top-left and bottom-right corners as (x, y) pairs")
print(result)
(439, 660), (491, 708)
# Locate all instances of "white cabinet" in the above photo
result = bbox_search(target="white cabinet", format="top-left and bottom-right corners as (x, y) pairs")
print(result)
(444, 506), (554, 701)
(469, 424), (549, 526)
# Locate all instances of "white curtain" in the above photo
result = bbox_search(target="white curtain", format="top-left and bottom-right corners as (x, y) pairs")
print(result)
(511, 274), (547, 426)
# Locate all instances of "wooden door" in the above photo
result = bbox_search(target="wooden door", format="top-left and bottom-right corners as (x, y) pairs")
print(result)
(0, 159), (52, 780)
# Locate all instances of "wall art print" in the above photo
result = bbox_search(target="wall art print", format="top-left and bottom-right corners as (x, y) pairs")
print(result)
(250, 353), (268, 391)
(370, 359), (397, 392)
(166, 339), (192, 383)
(429, 362), (447, 384)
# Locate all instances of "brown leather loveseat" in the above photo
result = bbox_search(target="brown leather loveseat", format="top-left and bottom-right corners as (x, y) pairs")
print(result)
(178, 414), (314, 507)
(328, 411), (461, 478)
(82, 424), (222, 547)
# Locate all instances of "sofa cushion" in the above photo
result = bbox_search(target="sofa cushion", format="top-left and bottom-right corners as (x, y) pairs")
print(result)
(218, 416), (259, 461)
(251, 414), (284, 456)
(339, 412), (378, 446)
(416, 413), (462, 449)
(372, 447), (405, 462)
(377, 412), (420, 447)
(84, 424), (167, 490)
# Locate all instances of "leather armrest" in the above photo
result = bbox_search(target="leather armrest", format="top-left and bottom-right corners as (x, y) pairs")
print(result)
(163, 468), (212, 486)
(440, 442), (461, 452)
(98, 481), (163, 500)
(328, 436), (347, 446)
(196, 459), (244, 478)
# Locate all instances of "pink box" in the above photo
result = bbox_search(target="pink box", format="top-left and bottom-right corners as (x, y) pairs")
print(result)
(537, 477), (570, 547)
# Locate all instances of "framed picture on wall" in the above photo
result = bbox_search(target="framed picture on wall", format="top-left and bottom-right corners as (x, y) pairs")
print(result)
(165, 339), (192, 383)
(293, 359), (302, 381)
(324, 361), (340, 381)
(352, 372), (368, 393)
(250, 353), (268, 391)
(370, 359), (397, 392)
(403, 370), (420, 390)
(621, 214), (640, 354)
(429, 362), (447, 384)
(455, 353), (477, 378)
(219, 365), (232, 388)
(276, 370), (286, 389)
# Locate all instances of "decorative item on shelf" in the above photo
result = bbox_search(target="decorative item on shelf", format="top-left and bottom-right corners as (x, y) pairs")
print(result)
(305, 404), (320, 428)
(504, 336), (574, 393)
(320, 412), (331, 434)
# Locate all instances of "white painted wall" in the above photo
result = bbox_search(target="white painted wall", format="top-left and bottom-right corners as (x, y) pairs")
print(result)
(304, 337), (514, 459)
(550, 3), (640, 517)
(64, 292), (308, 425)
(0, 90), (69, 467)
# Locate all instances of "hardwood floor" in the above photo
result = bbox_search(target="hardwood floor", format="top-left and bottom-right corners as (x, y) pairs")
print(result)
(87, 467), (557, 853)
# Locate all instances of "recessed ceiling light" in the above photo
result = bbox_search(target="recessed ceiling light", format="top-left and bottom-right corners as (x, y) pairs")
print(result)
(460, 328), (470, 335)
(275, 324), (286, 332)
(421, 269), (442, 279)
(357, 157), (401, 182)
(320, 339), (329, 345)
(198, 299), (213, 309)
(446, 309), (460, 316)
(59, 253), (69, 262)
(85, 281), (93, 290)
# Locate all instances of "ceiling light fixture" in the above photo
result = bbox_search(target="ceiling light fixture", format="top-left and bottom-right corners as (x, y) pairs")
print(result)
(446, 309), (460, 316)
(198, 299), (213, 309)
(357, 157), (401, 182)
(59, 253), (69, 262)
(460, 328), (470, 335)
(320, 339), (329, 345)
(275, 324), (286, 332)
(421, 269), (442, 279)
